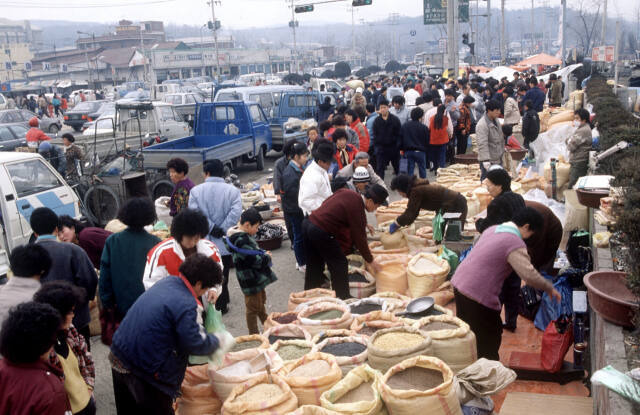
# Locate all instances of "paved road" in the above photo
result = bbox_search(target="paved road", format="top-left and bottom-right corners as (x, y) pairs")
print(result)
(92, 151), (305, 414)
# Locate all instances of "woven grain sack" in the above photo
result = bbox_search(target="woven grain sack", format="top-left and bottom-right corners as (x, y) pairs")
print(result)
(369, 241), (409, 257)
(176, 365), (222, 415)
(348, 266), (376, 299)
(544, 158), (571, 189)
(263, 311), (299, 330)
(297, 303), (353, 336)
(375, 206), (405, 225)
(472, 187), (493, 211)
(370, 292), (411, 313)
(288, 289), (336, 312)
(372, 254), (410, 295)
(407, 253), (450, 298)
(548, 110), (574, 126)
(350, 311), (405, 338)
(225, 334), (269, 361)
(379, 356), (462, 415)
(209, 348), (285, 401)
(287, 406), (341, 415)
(284, 352), (343, 406)
(412, 315), (477, 374)
(271, 339), (317, 363)
(295, 297), (347, 313)
(320, 364), (385, 415)
(263, 324), (313, 344)
(367, 326), (432, 373)
(311, 329), (356, 344)
(221, 373), (298, 415)
(429, 281), (455, 307)
(316, 336), (369, 376)
(379, 230), (408, 250)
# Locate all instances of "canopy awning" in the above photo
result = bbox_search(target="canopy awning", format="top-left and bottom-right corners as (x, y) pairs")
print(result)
(515, 53), (562, 67)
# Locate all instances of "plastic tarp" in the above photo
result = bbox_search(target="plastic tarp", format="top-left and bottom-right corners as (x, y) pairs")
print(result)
(522, 189), (566, 227)
(477, 66), (518, 81)
(529, 123), (573, 175)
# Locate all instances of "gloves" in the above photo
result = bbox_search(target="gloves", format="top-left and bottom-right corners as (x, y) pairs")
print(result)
(482, 161), (491, 170)
(214, 331), (235, 353)
(209, 225), (225, 239)
(389, 222), (399, 234)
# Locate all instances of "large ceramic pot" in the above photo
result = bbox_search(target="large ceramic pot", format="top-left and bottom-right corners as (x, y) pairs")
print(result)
(584, 271), (639, 327)
(576, 188), (609, 209)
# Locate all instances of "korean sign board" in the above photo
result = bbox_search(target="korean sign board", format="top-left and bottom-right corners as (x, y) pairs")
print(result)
(424, 0), (469, 25)
(591, 46), (615, 63)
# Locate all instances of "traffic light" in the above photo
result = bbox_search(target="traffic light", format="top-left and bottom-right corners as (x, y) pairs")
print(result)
(294, 5), (314, 13)
(208, 20), (221, 30)
(462, 33), (469, 45)
(352, 0), (372, 6)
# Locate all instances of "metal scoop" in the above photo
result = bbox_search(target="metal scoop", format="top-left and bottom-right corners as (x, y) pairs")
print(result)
(395, 296), (436, 317)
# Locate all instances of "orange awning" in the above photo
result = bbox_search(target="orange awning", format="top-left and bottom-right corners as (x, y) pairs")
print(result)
(515, 53), (561, 67)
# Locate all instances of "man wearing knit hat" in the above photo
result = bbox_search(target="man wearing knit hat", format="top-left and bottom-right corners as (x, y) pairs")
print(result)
(349, 166), (371, 195)
(336, 152), (386, 189)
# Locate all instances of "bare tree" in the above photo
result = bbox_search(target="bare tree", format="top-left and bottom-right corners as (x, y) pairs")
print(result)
(567, 0), (602, 56)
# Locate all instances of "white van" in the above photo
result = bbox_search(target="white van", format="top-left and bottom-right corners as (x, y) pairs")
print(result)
(0, 152), (82, 278)
(310, 78), (344, 93)
(153, 83), (181, 101)
(214, 85), (304, 118)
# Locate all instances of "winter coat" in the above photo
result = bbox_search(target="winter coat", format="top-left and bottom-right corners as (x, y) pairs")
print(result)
(523, 87), (545, 112)
(225, 232), (277, 296)
(350, 119), (370, 152)
(566, 123), (592, 163)
(521, 108), (540, 143)
(476, 114), (504, 164)
(389, 105), (410, 125)
(429, 114), (450, 145)
(317, 102), (334, 123)
(475, 191), (526, 233)
(298, 160), (332, 215)
(336, 162), (386, 188)
(281, 160), (304, 215)
(273, 155), (289, 196)
(550, 80), (563, 106)
(400, 119), (429, 152)
(334, 144), (358, 170)
(372, 113), (402, 149)
(110, 276), (220, 397)
(503, 96), (520, 125)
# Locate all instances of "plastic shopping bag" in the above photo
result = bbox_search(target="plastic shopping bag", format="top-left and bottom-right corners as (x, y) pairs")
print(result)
(438, 244), (459, 276)
(433, 211), (444, 242)
(541, 315), (574, 373)
(534, 274), (573, 331)
(190, 303), (229, 365)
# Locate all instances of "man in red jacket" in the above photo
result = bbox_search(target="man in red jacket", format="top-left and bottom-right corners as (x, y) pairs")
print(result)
(0, 301), (72, 415)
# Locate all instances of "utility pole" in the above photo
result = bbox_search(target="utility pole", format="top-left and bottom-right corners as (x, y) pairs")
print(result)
(447, 0), (458, 77)
(500, 0), (505, 64)
(291, 0), (298, 73)
(561, 0), (566, 68)
(614, 20), (620, 93)
(210, 0), (221, 81)
(601, 0), (608, 45)
(530, 0), (535, 55)
(487, 0), (491, 64)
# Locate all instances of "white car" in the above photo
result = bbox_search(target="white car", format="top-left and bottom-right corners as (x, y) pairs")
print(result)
(0, 93), (7, 110)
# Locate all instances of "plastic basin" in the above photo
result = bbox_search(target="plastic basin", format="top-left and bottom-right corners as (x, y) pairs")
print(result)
(584, 271), (639, 327)
(576, 188), (609, 209)
(257, 236), (283, 250)
(508, 149), (528, 161)
(454, 153), (478, 165)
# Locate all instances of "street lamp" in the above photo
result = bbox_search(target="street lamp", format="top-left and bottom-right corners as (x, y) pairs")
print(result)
(77, 31), (96, 88)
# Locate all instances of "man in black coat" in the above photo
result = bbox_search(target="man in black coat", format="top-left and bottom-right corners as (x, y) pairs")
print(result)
(521, 99), (540, 156)
(372, 99), (402, 179)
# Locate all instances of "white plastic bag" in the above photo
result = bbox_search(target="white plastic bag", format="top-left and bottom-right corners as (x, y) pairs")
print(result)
(522, 189), (566, 227)
(155, 196), (172, 227)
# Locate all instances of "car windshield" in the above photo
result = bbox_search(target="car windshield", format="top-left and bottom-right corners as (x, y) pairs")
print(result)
(123, 91), (149, 100)
(97, 102), (115, 114)
(73, 102), (98, 112)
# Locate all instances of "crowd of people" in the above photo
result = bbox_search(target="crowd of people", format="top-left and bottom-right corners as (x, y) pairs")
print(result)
(0, 68), (585, 414)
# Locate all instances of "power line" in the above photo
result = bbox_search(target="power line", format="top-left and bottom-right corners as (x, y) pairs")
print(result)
(3, 0), (178, 8)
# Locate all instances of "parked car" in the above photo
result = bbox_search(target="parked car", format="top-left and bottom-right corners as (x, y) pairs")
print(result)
(81, 102), (116, 132)
(64, 100), (107, 131)
(162, 93), (204, 123)
(0, 109), (62, 134)
(0, 124), (28, 151)
(117, 90), (151, 104)
(0, 93), (7, 110)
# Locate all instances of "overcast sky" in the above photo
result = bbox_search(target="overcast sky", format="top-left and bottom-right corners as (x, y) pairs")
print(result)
(4, 0), (638, 28)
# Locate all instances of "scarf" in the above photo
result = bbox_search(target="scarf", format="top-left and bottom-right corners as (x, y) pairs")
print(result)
(338, 148), (349, 167)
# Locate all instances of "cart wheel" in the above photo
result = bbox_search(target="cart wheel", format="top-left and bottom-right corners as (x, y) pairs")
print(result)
(83, 185), (120, 227)
(152, 180), (174, 200)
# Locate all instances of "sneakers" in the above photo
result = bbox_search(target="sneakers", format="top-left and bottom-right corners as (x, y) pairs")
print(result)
(296, 264), (306, 273)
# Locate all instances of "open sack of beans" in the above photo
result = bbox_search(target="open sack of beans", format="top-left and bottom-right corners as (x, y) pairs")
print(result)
(347, 255), (376, 299)
(348, 297), (389, 316)
(367, 326), (432, 373)
(312, 329), (355, 344)
(222, 373), (298, 415)
(412, 315), (477, 374)
(263, 311), (299, 330)
(295, 297), (346, 313)
(271, 339), (316, 363)
(286, 406), (341, 415)
(288, 289), (336, 312)
(175, 364), (221, 415)
(406, 253), (450, 298)
(225, 334), (269, 361)
(393, 304), (453, 322)
(316, 336), (368, 376)
(320, 364), (385, 415)
(350, 311), (405, 338)
(379, 356), (462, 415)
(372, 254), (411, 295)
(297, 303), (353, 336)
(284, 352), (343, 406)
(209, 349), (285, 401)
(263, 324), (312, 345)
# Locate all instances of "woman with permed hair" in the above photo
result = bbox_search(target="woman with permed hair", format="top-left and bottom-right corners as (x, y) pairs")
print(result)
(99, 198), (161, 323)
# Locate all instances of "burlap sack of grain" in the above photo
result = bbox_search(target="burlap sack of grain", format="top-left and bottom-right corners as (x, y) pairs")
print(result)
(271, 339), (317, 363)
(428, 281), (455, 307)
(367, 326), (432, 373)
(284, 352), (343, 406)
(350, 311), (405, 338)
(369, 292), (411, 313)
(543, 156), (571, 189)
(453, 358), (517, 405)
(538, 109), (551, 133)
(369, 241), (410, 258)
(548, 109), (574, 127)
(263, 324), (313, 344)
(414, 210), (436, 229)
(225, 334), (270, 361)
(320, 364), (386, 415)
(379, 230), (408, 250)
(311, 329), (356, 344)
(472, 187), (493, 211)
(375, 206), (406, 225)
(209, 348), (285, 402)
(295, 297), (347, 313)
(263, 311), (299, 331)
(379, 356), (462, 415)
(175, 364), (222, 415)
(316, 336), (369, 376)
(347, 265), (376, 299)
(222, 373), (298, 415)
(297, 303), (353, 336)
(372, 254), (411, 295)
(406, 253), (450, 298)
(288, 289), (337, 312)
(412, 315), (477, 374)
(286, 406), (341, 415)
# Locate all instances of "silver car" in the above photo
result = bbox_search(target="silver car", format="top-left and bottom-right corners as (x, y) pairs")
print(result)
(0, 109), (62, 134)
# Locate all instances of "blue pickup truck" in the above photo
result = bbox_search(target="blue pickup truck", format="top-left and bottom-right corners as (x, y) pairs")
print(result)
(142, 101), (271, 196)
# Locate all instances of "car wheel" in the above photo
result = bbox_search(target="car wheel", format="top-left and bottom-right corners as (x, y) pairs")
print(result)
(48, 124), (59, 134)
(152, 180), (174, 200)
(83, 185), (120, 227)
(256, 146), (265, 171)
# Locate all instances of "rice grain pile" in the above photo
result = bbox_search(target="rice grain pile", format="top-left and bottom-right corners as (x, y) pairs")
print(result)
(307, 309), (343, 321)
(277, 344), (311, 361)
(374, 332), (424, 351)
(386, 367), (444, 391)
(288, 359), (330, 377)
(334, 381), (374, 404)
(234, 383), (282, 403)
(230, 340), (262, 352)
